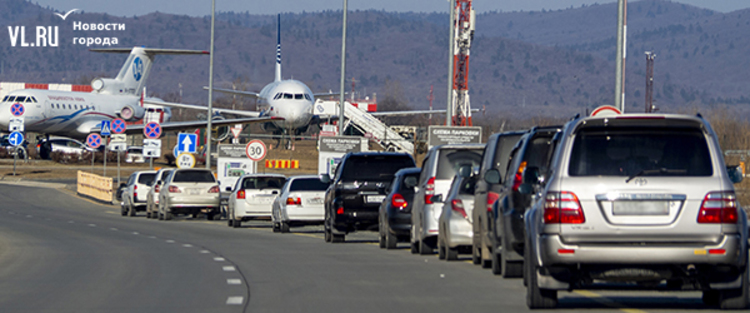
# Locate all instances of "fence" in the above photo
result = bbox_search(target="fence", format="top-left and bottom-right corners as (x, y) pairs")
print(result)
(77, 171), (114, 203)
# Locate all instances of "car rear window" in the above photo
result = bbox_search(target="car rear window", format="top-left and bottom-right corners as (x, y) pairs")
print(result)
(568, 127), (713, 177)
(138, 173), (156, 185)
(173, 170), (216, 183)
(519, 134), (555, 175)
(491, 134), (523, 179)
(437, 149), (483, 180)
(241, 177), (286, 189)
(341, 155), (415, 181)
(289, 178), (329, 191)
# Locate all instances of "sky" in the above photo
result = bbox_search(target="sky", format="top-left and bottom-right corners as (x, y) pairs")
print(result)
(31, 0), (749, 17)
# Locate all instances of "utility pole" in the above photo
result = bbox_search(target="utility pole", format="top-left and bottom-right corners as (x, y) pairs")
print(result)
(205, 0), (216, 168)
(446, 0), (455, 126)
(645, 51), (656, 113)
(614, 0), (627, 112)
(338, 0), (348, 135)
(427, 85), (434, 124)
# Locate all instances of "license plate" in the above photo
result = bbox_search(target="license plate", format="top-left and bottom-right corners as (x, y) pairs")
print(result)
(188, 189), (200, 195)
(308, 198), (324, 205)
(366, 195), (386, 203)
(613, 201), (669, 216)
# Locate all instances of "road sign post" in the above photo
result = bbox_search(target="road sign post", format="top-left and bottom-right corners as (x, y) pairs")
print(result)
(8, 131), (23, 176)
(86, 133), (102, 174)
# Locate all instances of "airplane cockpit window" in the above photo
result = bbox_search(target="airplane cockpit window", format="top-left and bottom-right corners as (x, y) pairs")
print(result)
(2, 96), (8, 102)
(283, 93), (293, 99)
(30, 97), (37, 102)
(15, 96), (26, 102)
(295, 94), (303, 100)
(305, 94), (312, 101)
(25, 97), (33, 103)
(6, 96), (15, 102)
(274, 93), (282, 100)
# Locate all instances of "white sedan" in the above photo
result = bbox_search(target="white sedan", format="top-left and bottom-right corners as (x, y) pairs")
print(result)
(271, 175), (329, 233)
(227, 174), (287, 228)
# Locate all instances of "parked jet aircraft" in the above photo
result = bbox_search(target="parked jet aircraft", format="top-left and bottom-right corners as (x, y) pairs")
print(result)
(0, 47), (280, 155)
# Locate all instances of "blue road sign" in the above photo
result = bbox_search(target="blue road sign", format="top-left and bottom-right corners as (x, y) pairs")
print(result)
(86, 133), (102, 149)
(100, 120), (111, 136)
(143, 122), (161, 139)
(177, 133), (197, 154)
(111, 118), (127, 134)
(10, 103), (24, 117)
(7, 131), (23, 147)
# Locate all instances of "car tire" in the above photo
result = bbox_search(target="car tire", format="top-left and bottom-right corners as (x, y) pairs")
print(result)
(206, 213), (215, 221)
(324, 227), (331, 242)
(718, 262), (749, 309)
(273, 222), (280, 233)
(233, 219), (241, 228)
(410, 224), (419, 254)
(332, 233), (345, 243)
(525, 238), (557, 309)
(280, 222), (290, 233)
(378, 220), (386, 249)
(228, 218), (234, 227)
(472, 232), (482, 265)
(146, 212), (152, 219)
(128, 204), (136, 217)
(385, 228), (398, 250)
(446, 246), (459, 261)
(120, 205), (127, 216)
(164, 207), (173, 221)
(418, 238), (433, 255)
(437, 236), (446, 260)
(501, 234), (523, 278)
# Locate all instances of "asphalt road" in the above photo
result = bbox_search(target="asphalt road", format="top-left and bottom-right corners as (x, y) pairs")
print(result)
(0, 184), (739, 313)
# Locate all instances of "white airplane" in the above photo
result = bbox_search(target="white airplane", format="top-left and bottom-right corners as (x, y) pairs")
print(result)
(146, 15), (448, 149)
(0, 47), (281, 152)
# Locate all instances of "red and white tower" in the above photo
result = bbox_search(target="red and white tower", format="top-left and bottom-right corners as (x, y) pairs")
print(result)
(451, 0), (475, 126)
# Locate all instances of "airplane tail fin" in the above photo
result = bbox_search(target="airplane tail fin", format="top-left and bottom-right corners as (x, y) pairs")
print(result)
(275, 14), (282, 82)
(91, 47), (208, 96)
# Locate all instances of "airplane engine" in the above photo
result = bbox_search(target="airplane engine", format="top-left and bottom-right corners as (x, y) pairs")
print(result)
(117, 104), (146, 121)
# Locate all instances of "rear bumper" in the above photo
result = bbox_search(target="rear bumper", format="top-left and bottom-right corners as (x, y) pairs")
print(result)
(282, 206), (324, 222)
(539, 234), (745, 266)
(387, 212), (411, 236)
(166, 195), (220, 208)
(445, 219), (473, 248)
(418, 204), (442, 240)
(235, 201), (273, 218)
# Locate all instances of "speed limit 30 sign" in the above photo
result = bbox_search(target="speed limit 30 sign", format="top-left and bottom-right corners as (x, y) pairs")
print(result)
(245, 140), (267, 161)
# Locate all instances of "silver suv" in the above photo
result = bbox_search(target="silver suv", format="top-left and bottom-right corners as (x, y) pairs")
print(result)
(524, 114), (748, 309)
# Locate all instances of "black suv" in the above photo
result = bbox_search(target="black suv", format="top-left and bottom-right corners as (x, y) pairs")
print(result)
(378, 167), (421, 249)
(473, 131), (526, 268)
(322, 152), (416, 243)
(486, 126), (561, 277)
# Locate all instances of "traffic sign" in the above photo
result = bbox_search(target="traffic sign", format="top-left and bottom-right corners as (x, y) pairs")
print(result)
(7, 131), (23, 147)
(177, 153), (196, 169)
(231, 124), (243, 139)
(590, 105), (621, 117)
(86, 133), (102, 149)
(177, 133), (198, 154)
(8, 117), (23, 132)
(143, 122), (162, 139)
(111, 118), (127, 134)
(100, 120), (111, 136)
(143, 139), (161, 158)
(10, 103), (24, 117)
(245, 140), (267, 161)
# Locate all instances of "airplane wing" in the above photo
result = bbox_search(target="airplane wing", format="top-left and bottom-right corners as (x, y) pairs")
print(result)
(119, 116), (282, 135)
(203, 87), (261, 99)
(143, 100), (261, 117)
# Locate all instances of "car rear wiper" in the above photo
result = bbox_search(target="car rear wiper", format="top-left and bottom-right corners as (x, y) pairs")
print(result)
(625, 168), (687, 183)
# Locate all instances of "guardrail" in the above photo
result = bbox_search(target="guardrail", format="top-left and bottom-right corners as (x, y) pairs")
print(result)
(77, 171), (114, 203)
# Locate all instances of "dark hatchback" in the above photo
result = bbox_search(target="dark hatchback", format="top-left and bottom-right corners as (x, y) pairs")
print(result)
(378, 167), (421, 249)
(322, 152), (416, 243)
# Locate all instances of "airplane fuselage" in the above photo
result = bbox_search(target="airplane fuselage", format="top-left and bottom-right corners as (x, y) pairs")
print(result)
(257, 79), (314, 133)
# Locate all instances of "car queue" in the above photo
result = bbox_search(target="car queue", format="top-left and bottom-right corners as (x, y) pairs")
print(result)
(117, 113), (749, 310)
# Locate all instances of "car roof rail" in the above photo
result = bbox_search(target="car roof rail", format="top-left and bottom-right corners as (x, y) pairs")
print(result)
(570, 113), (581, 121)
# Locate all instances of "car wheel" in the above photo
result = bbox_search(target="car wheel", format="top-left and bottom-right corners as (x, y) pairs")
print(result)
(437, 235), (446, 260)
(227, 218), (234, 227)
(481, 242), (492, 269)
(324, 226), (331, 242)
(158, 211), (164, 220)
(164, 206), (173, 221)
(384, 225), (398, 250)
(525, 238), (557, 309)
(719, 261), (749, 309)
(418, 238), (433, 255)
(120, 205), (127, 216)
(280, 222), (290, 233)
(146, 212), (152, 219)
(233, 219), (241, 228)
(273, 222), (280, 233)
(501, 253), (524, 278)
(491, 248), (502, 275)
(128, 203), (136, 217)
(378, 219), (386, 249)
(206, 213), (215, 221)
(472, 229), (482, 265)
(331, 233), (345, 243)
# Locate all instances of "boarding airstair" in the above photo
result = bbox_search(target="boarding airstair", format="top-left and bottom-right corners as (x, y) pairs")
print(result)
(316, 100), (414, 154)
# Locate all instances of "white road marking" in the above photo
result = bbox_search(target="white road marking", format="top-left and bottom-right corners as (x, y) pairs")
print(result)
(222, 266), (236, 272)
(227, 279), (242, 285)
(183, 244), (193, 248)
(149, 236), (157, 239)
(132, 232), (139, 235)
(25, 215), (32, 218)
(88, 224), (96, 227)
(200, 250), (211, 254)
(110, 228), (118, 231)
(226, 296), (243, 305)
(214, 257), (225, 262)
(68, 221), (74, 223)
(166, 240), (175, 243)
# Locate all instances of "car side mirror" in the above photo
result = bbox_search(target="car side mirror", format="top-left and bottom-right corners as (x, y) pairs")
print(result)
(432, 194), (443, 203)
(458, 164), (473, 178)
(484, 169), (501, 184)
(272, 190), (279, 195)
(727, 165), (743, 184)
(319, 174), (331, 184)
(404, 176), (418, 189)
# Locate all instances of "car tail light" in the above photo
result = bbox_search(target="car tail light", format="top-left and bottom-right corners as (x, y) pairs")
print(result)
(336, 206), (344, 215)
(287, 197), (301, 205)
(487, 191), (500, 212)
(424, 177), (435, 204)
(237, 190), (246, 199)
(697, 191), (738, 224)
(208, 186), (220, 193)
(512, 161), (527, 192)
(543, 191), (585, 224)
(155, 184), (161, 193)
(451, 199), (467, 219)
(391, 193), (407, 209)
(133, 185), (137, 198)
(168, 185), (181, 193)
